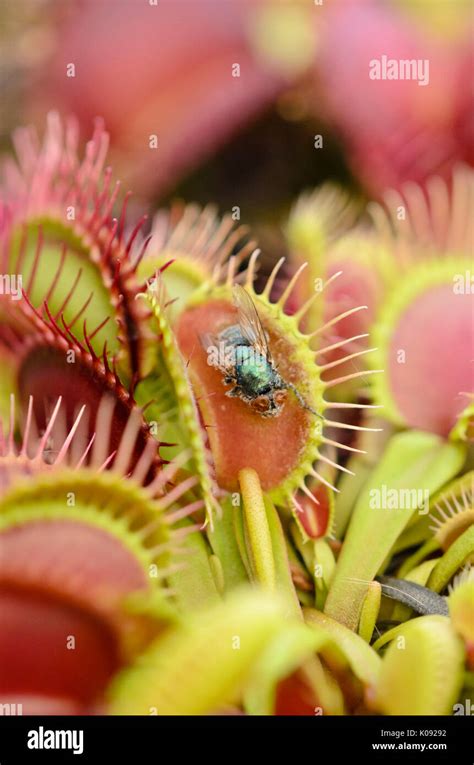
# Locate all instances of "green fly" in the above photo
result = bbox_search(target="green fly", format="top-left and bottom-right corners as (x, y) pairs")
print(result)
(203, 286), (319, 418)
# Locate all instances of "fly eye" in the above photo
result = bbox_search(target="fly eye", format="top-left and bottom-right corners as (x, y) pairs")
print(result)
(251, 396), (270, 412)
(273, 390), (288, 406)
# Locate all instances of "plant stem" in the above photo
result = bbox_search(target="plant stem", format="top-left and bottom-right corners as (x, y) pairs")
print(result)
(239, 467), (276, 591)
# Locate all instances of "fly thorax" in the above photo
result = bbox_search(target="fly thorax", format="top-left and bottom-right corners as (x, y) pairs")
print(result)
(236, 349), (273, 388)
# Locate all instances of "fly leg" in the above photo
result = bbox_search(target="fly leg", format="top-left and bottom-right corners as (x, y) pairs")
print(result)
(225, 385), (244, 399)
(286, 382), (324, 420)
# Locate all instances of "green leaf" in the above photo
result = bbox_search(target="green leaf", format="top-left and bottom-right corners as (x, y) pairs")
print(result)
(428, 526), (474, 592)
(324, 431), (466, 630)
(264, 497), (302, 620)
(107, 589), (287, 715)
(358, 581), (382, 643)
(304, 608), (381, 688)
(244, 622), (343, 715)
(167, 521), (221, 612)
(207, 496), (249, 593)
(239, 467), (276, 591)
(374, 616), (465, 715)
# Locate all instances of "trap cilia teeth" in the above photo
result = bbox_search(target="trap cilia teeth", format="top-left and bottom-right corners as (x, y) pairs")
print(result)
(172, 248), (383, 518)
(286, 183), (361, 286)
(135, 201), (256, 319)
(0, 112), (151, 379)
(0, 290), (166, 476)
(135, 270), (221, 528)
(285, 183), (362, 334)
(285, 169), (473, 424)
(0, 395), (204, 714)
(130, 205), (257, 528)
(429, 471), (474, 554)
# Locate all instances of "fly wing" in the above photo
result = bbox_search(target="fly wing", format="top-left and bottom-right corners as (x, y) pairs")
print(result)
(198, 332), (228, 373)
(232, 285), (271, 360)
(199, 332), (218, 353)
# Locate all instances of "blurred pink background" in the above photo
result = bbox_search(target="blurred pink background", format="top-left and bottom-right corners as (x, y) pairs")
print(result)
(1, 0), (472, 211)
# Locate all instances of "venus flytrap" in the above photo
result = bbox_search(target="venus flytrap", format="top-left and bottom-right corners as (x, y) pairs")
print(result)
(1, 113), (150, 379)
(107, 590), (288, 715)
(428, 526), (474, 593)
(285, 184), (360, 333)
(166, 519), (221, 612)
(0, 112), (472, 717)
(0, 303), (167, 486)
(429, 471), (474, 551)
(243, 621), (345, 715)
(395, 470), (474, 558)
(135, 271), (220, 526)
(304, 609), (382, 699)
(369, 256), (473, 436)
(286, 186), (399, 405)
(137, 203), (255, 317)
(310, 235), (394, 403)
(174, 252), (380, 511)
(292, 461), (337, 542)
(367, 168), (473, 438)
(0, 397), (208, 713)
(450, 395), (474, 443)
(373, 616), (465, 715)
(2, 225), (120, 358)
(448, 570), (474, 668)
(390, 510), (438, 558)
(422, 473), (474, 596)
(395, 472), (474, 577)
(287, 186), (359, 270)
(324, 430), (466, 630)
